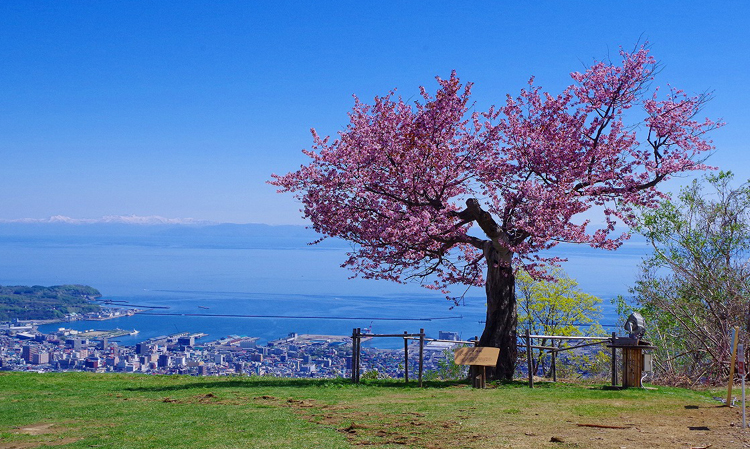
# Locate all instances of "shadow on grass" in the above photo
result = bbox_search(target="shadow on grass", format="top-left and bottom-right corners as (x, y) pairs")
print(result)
(124, 377), (476, 392)
(123, 376), (578, 393)
(490, 380), (557, 389)
(588, 385), (645, 391)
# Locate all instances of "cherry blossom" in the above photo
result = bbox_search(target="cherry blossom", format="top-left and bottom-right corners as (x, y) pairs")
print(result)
(272, 45), (719, 296)
(270, 45), (720, 378)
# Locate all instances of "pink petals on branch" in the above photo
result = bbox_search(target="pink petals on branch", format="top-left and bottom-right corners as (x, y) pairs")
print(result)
(270, 45), (720, 298)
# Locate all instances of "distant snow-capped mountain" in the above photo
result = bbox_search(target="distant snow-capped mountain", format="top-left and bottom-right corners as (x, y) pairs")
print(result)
(0, 216), (347, 250)
(0, 215), (213, 225)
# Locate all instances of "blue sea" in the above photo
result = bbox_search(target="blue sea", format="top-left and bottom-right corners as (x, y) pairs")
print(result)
(0, 223), (649, 348)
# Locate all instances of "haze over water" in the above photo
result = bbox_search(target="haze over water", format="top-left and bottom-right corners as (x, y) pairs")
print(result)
(0, 222), (648, 348)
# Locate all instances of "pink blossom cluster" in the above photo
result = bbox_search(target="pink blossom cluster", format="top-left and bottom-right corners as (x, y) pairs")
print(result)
(270, 45), (720, 299)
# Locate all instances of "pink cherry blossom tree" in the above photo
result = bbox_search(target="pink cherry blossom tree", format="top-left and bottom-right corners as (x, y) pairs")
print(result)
(271, 45), (720, 379)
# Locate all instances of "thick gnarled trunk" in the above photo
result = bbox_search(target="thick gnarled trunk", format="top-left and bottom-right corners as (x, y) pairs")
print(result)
(479, 247), (517, 380)
(453, 199), (518, 380)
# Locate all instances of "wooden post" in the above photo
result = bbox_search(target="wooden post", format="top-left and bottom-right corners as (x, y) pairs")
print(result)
(551, 350), (557, 382)
(474, 336), (479, 347)
(727, 326), (740, 407)
(352, 328), (359, 384)
(418, 328), (424, 387)
(403, 331), (409, 383)
(611, 332), (617, 387)
(526, 328), (533, 388)
(351, 328), (357, 384)
(355, 328), (361, 384)
(357, 328), (363, 383)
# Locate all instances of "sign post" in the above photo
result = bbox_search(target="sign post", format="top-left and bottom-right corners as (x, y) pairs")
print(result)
(728, 327), (740, 407)
(454, 347), (501, 389)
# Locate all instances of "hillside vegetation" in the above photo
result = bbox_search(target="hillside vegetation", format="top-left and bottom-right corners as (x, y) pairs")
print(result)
(0, 284), (101, 321)
(0, 372), (745, 448)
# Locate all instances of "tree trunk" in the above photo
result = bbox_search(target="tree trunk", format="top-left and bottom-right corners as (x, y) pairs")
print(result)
(479, 247), (518, 380)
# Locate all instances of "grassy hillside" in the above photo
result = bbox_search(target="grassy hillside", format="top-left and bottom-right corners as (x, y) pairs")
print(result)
(0, 284), (101, 321)
(0, 373), (746, 448)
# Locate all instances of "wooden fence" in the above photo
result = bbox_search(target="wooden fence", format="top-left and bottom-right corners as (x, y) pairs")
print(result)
(351, 328), (620, 388)
(522, 329), (613, 388)
(350, 327), (477, 387)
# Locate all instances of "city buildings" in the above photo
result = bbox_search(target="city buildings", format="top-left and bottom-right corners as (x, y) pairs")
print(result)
(0, 324), (461, 379)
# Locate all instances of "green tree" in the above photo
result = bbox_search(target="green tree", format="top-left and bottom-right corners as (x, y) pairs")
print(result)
(423, 347), (470, 381)
(516, 268), (605, 377)
(633, 172), (750, 384)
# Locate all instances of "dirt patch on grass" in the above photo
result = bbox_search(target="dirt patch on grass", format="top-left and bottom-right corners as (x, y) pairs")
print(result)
(253, 395), (340, 410)
(13, 423), (56, 435)
(159, 392), (248, 406)
(257, 391), (750, 449)
(3, 423), (81, 449)
(0, 443), (41, 449)
(0, 437), (81, 449)
(268, 397), (478, 448)
(468, 402), (750, 448)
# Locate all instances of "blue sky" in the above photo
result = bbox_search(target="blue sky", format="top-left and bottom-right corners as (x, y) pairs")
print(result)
(1, 1), (747, 224)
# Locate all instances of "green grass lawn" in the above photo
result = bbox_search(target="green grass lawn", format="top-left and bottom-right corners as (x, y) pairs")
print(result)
(0, 372), (746, 448)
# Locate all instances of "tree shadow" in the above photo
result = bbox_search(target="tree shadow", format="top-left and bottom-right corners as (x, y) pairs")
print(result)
(124, 377), (472, 392)
(489, 379), (557, 389)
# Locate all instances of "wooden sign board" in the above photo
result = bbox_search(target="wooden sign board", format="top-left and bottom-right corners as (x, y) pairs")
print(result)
(454, 347), (500, 367)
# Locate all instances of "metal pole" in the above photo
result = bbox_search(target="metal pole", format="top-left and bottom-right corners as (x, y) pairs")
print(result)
(611, 331), (617, 387)
(526, 328), (533, 388)
(403, 331), (409, 383)
(418, 328), (424, 387)
(528, 335), (610, 341)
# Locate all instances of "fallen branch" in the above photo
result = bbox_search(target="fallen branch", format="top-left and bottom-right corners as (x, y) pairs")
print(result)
(576, 423), (631, 429)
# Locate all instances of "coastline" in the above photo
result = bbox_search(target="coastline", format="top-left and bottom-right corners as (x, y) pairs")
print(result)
(13, 308), (144, 329)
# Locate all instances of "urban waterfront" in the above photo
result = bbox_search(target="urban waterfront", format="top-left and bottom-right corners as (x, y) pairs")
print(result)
(0, 222), (645, 378)
(2, 314), (467, 379)
(35, 290), (487, 350)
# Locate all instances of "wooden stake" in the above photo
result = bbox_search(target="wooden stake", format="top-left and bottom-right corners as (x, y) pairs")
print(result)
(576, 423), (630, 429)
